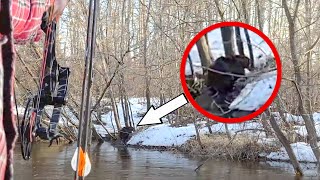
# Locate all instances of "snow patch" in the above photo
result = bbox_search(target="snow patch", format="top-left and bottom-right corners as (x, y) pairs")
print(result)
(229, 71), (276, 111)
(257, 138), (279, 146)
(295, 124), (320, 138)
(127, 124), (199, 146)
(128, 122), (264, 147)
(267, 142), (317, 163)
(265, 161), (319, 177)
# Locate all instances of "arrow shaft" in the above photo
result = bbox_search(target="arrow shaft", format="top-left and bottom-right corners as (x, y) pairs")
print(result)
(74, 0), (98, 179)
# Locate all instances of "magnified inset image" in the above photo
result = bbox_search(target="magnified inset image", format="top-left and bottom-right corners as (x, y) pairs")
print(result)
(181, 22), (281, 123)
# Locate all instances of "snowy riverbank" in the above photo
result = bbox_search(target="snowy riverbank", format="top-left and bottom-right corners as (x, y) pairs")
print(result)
(88, 98), (320, 164)
(16, 97), (320, 176)
(127, 120), (319, 164)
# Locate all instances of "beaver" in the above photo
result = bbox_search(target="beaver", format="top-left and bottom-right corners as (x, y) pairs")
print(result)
(206, 55), (250, 95)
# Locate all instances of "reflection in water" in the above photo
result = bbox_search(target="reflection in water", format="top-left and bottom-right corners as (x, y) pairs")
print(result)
(117, 147), (131, 171)
(12, 143), (316, 180)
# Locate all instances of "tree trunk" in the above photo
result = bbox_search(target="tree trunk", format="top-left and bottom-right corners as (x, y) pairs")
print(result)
(244, 28), (254, 69)
(224, 124), (232, 140)
(275, 96), (291, 127)
(194, 118), (203, 148)
(206, 121), (213, 134)
(109, 89), (121, 131)
(220, 27), (235, 56)
(292, 80), (320, 163)
(196, 36), (212, 75)
(123, 94), (131, 127)
(282, 0), (302, 85)
(265, 109), (303, 176)
(260, 113), (272, 138)
(283, 0), (320, 163)
(255, 0), (265, 31)
(235, 27), (244, 55)
(142, 0), (152, 109)
(305, 0), (313, 116)
(220, 27), (235, 139)
(214, 0), (224, 21)
(205, 33), (214, 60)
(241, 0), (249, 24)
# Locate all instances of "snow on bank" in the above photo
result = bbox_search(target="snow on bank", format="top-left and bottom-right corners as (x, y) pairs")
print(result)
(257, 138), (280, 147)
(95, 98), (163, 135)
(269, 112), (320, 138)
(271, 112), (304, 123)
(210, 122), (264, 134)
(272, 112), (320, 124)
(312, 112), (320, 123)
(265, 161), (319, 177)
(128, 124), (200, 146)
(295, 125), (320, 139)
(128, 122), (264, 147)
(93, 99), (320, 139)
(281, 112), (320, 138)
(267, 142), (317, 163)
(229, 71), (277, 111)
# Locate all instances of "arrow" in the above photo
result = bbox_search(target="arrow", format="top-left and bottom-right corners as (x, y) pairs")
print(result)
(137, 93), (188, 126)
(71, 147), (92, 177)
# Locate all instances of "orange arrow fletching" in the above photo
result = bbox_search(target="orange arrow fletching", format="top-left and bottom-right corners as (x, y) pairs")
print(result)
(77, 147), (86, 177)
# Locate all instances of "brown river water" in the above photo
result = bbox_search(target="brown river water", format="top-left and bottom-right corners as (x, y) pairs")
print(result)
(13, 143), (319, 180)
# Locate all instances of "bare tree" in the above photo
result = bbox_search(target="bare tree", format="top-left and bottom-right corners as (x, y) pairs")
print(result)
(265, 108), (303, 176)
(235, 27), (245, 55)
(283, 0), (320, 163)
(220, 26), (235, 56)
(142, 0), (152, 109)
(196, 35), (212, 75)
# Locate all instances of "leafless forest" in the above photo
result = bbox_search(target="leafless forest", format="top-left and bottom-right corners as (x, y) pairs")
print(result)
(14, 0), (320, 175)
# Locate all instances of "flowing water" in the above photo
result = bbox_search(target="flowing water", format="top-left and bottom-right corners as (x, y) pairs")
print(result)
(13, 143), (318, 180)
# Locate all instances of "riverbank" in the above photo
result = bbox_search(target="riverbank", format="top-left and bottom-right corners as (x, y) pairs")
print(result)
(89, 98), (319, 165)
(17, 98), (319, 169)
(126, 120), (318, 165)
(126, 122), (269, 161)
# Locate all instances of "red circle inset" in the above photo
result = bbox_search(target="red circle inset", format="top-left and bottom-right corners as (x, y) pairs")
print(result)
(180, 22), (282, 123)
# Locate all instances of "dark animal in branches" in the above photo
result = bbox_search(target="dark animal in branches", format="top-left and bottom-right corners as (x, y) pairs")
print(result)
(206, 55), (250, 95)
(119, 127), (135, 143)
